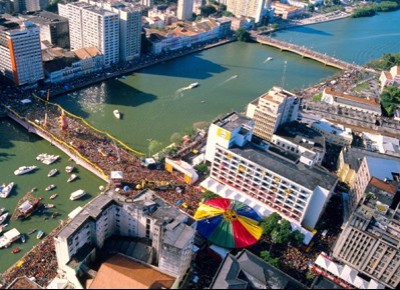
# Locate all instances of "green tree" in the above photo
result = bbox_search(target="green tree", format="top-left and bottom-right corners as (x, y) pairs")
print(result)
(195, 163), (209, 175)
(290, 230), (305, 246)
(202, 190), (219, 201)
(200, 5), (217, 17)
(260, 251), (280, 268)
(380, 86), (400, 116)
(260, 212), (281, 235)
(235, 28), (251, 42)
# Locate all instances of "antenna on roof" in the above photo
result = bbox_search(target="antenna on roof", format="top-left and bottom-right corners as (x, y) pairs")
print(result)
(281, 61), (287, 88)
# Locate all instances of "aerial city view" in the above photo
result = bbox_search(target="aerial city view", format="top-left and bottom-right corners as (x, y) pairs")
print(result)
(1, 0), (400, 288)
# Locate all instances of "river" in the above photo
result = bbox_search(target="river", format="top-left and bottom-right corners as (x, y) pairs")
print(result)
(0, 10), (399, 273)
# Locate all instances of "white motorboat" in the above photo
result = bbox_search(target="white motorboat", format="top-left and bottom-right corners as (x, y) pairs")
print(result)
(48, 168), (58, 177)
(70, 189), (87, 200)
(65, 166), (74, 173)
(67, 174), (78, 183)
(20, 234), (26, 243)
(0, 208), (5, 216)
(36, 153), (47, 161)
(45, 184), (56, 191)
(49, 194), (58, 200)
(36, 230), (44, 239)
(187, 82), (199, 89)
(44, 204), (55, 209)
(0, 213), (9, 225)
(0, 182), (14, 198)
(14, 166), (37, 175)
(42, 155), (59, 165)
(113, 110), (121, 119)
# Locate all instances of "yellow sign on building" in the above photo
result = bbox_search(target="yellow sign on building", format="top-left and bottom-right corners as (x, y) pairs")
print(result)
(217, 128), (231, 140)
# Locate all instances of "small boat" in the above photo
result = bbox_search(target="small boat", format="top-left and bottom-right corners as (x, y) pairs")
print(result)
(28, 229), (36, 235)
(201, 100), (206, 103)
(49, 194), (58, 200)
(67, 174), (78, 183)
(51, 212), (59, 219)
(0, 182), (15, 198)
(0, 213), (9, 225)
(14, 166), (37, 175)
(45, 184), (56, 191)
(48, 168), (58, 177)
(113, 110), (121, 119)
(44, 204), (55, 209)
(65, 166), (74, 173)
(187, 82), (199, 89)
(30, 187), (37, 193)
(121, 75), (126, 79)
(0, 208), (5, 216)
(42, 155), (59, 165)
(36, 153), (47, 161)
(0, 223), (8, 234)
(20, 234), (26, 243)
(12, 247), (21, 254)
(70, 189), (87, 200)
(36, 230), (44, 239)
(267, 57), (273, 61)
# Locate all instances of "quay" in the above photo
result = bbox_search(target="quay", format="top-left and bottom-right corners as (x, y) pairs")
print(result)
(254, 34), (365, 71)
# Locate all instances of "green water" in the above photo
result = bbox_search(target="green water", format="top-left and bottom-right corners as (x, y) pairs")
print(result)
(1, 10), (399, 272)
(0, 119), (106, 272)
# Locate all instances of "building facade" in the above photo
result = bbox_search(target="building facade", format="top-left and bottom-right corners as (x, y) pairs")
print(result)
(54, 190), (196, 287)
(311, 118), (353, 147)
(25, 0), (48, 12)
(332, 178), (400, 289)
(0, 20), (44, 86)
(246, 86), (300, 142)
(28, 11), (70, 48)
(177, 0), (193, 21)
(58, 2), (119, 65)
(203, 112), (337, 243)
(226, 0), (266, 23)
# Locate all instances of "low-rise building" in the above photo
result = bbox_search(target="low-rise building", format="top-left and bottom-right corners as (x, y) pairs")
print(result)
(321, 87), (382, 116)
(311, 118), (353, 147)
(272, 1), (304, 19)
(332, 177), (400, 289)
(54, 190), (196, 288)
(379, 65), (400, 90)
(203, 112), (338, 244)
(271, 121), (326, 166)
(361, 132), (400, 157)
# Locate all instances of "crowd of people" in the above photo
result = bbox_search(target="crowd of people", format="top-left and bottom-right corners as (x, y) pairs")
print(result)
(1, 224), (63, 288)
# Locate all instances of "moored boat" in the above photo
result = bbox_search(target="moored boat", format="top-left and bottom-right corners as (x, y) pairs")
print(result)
(45, 184), (56, 191)
(0, 208), (5, 216)
(70, 189), (87, 200)
(14, 166), (37, 176)
(28, 229), (36, 235)
(0, 182), (14, 198)
(42, 155), (60, 165)
(50, 194), (58, 200)
(65, 166), (74, 173)
(48, 168), (58, 177)
(67, 174), (78, 183)
(0, 223), (8, 234)
(51, 212), (59, 219)
(11, 247), (21, 254)
(20, 234), (26, 243)
(113, 110), (121, 119)
(36, 230), (44, 239)
(44, 204), (55, 209)
(0, 213), (9, 225)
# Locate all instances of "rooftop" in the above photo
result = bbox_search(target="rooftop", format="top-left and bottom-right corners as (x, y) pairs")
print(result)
(228, 142), (337, 191)
(209, 249), (307, 289)
(28, 11), (68, 25)
(87, 254), (175, 289)
(214, 112), (253, 133)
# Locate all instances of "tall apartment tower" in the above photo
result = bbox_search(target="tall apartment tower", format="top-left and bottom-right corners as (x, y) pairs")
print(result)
(332, 177), (400, 289)
(246, 86), (300, 142)
(59, 2), (119, 65)
(11, 0), (25, 13)
(177, 0), (193, 21)
(25, 0), (49, 12)
(226, 0), (266, 23)
(0, 20), (44, 86)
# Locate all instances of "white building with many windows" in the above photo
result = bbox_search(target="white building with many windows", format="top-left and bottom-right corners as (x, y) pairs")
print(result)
(0, 19), (44, 86)
(54, 190), (196, 288)
(177, 0), (194, 21)
(58, 2), (119, 65)
(227, 0), (266, 23)
(203, 112), (337, 244)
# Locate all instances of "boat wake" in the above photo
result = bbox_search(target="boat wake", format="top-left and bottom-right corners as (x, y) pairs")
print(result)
(263, 57), (273, 64)
(216, 75), (238, 87)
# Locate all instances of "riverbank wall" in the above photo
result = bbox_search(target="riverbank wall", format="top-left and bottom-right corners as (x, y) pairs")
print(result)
(7, 111), (110, 184)
(48, 37), (236, 98)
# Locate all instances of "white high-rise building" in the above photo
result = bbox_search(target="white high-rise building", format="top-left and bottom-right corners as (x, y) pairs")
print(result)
(0, 20), (44, 86)
(59, 2), (119, 65)
(227, 0), (266, 23)
(177, 0), (194, 21)
(25, 0), (48, 12)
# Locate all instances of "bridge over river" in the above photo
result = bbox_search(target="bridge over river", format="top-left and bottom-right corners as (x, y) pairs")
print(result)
(254, 34), (374, 73)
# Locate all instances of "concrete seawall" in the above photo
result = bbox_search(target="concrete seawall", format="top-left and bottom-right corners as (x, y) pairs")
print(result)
(7, 113), (110, 183)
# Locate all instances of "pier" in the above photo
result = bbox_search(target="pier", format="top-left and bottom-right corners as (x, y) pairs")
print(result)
(254, 34), (368, 72)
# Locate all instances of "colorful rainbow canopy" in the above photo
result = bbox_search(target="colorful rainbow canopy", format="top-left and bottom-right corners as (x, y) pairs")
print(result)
(194, 198), (263, 248)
